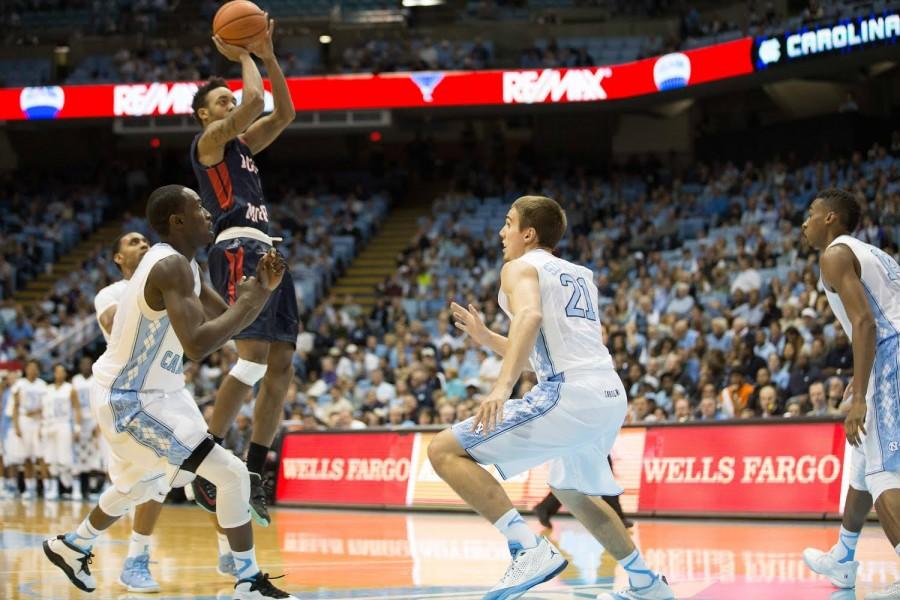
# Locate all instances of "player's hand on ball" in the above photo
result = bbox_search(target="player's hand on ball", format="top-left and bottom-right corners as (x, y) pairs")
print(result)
(451, 302), (489, 345)
(844, 401), (867, 447)
(212, 35), (250, 62)
(256, 248), (286, 291)
(247, 17), (275, 60)
(473, 395), (506, 436)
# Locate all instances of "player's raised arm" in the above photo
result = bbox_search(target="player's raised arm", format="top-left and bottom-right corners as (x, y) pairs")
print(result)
(821, 244), (877, 446)
(451, 301), (509, 356)
(146, 250), (284, 361)
(196, 38), (265, 164)
(240, 18), (296, 155)
(199, 279), (230, 320)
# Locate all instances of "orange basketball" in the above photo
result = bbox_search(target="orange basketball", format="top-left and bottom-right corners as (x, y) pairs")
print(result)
(212, 0), (267, 47)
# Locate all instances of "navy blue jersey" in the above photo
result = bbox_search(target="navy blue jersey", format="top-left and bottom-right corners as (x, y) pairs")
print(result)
(190, 133), (270, 236)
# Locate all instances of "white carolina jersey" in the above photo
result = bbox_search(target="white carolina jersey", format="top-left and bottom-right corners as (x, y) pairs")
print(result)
(823, 235), (900, 344)
(498, 249), (613, 382)
(12, 377), (48, 416)
(71, 373), (94, 424)
(94, 280), (127, 342)
(92, 243), (201, 393)
(44, 382), (74, 425)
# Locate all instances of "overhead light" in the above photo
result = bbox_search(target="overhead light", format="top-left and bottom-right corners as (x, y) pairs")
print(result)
(319, 34), (332, 44)
(402, 0), (445, 6)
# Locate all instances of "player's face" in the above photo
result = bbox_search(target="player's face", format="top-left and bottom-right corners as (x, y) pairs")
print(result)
(116, 232), (150, 273)
(53, 365), (66, 383)
(182, 189), (214, 247)
(499, 208), (527, 261)
(24, 362), (38, 380)
(204, 88), (236, 125)
(801, 198), (832, 251)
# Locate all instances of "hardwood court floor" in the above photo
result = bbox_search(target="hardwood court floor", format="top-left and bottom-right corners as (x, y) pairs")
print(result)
(1, 499), (898, 599)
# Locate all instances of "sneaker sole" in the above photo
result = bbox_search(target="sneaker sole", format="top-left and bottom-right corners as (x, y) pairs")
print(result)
(802, 553), (855, 589)
(483, 558), (568, 600)
(42, 541), (95, 593)
(118, 575), (161, 593)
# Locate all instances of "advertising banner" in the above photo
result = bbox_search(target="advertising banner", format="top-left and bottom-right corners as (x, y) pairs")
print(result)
(638, 423), (846, 514)
(275, 422), (847, 516)
(276, 432), (415, 506)
(0, 38), (752, 121)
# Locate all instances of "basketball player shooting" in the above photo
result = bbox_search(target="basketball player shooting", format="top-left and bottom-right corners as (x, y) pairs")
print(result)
(189, 14), (297, 526)
(428, 196), (674, 600)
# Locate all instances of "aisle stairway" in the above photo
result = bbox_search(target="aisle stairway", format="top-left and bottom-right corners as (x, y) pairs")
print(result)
(328, 205), (429, 308)
(13, 218), (128, 305)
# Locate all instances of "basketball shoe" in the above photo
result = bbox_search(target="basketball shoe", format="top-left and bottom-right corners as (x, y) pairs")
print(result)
(596, 575), (675, 600)
(42, 534), (96, 592)
(233, 572), (298, 599)
(483, 536), (567, 600)
(867, 582), (900, 599)
(803, 547), (858, 588)
(119, 552), (161, 592)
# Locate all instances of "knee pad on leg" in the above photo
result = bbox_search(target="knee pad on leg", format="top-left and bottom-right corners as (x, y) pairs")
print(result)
(230, 359), (268, 387)
(195, 445), (251, 529)
(99, 478), (166, 517)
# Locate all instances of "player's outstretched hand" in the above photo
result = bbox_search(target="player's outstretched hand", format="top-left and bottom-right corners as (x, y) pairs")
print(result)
(212, 35), (250, 62)
(248, 17), (275, 61)
(451, 302), (489, 345)
(256, 248), (286, 292)
(844, 400), (867, 447)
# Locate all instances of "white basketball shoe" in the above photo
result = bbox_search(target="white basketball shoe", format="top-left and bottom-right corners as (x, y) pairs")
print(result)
(803, 547), (858, 588)
(867, 581), (900, 599)
(42, 534), (96, 592)
(596, 574), (675, 600)
(483, 536), (568, 600)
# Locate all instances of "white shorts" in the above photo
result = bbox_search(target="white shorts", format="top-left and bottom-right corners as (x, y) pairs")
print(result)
(452, 368), (627, 496)
(91, 382), (207, 498)
(848, 441), (900, 503)
(5, 416), (42, 464)
(42, 422), (73, 467)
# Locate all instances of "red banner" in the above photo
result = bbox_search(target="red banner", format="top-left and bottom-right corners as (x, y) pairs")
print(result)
(276, 432), (415, 506)
(0, 38), (753, 121)
(638, 423), (846, 514)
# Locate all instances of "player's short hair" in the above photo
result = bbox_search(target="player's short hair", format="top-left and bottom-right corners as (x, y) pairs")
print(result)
(816, 188), (861, 232)
(24, 358), (40, 371)
(111, 233), (127, 273)
(146, 185), (188, 236)
(192, 77), (229, 123)
(512, 195), (567, 249)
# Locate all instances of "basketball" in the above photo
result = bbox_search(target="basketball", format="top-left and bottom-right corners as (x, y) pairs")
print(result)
(212, 0), (267, 47)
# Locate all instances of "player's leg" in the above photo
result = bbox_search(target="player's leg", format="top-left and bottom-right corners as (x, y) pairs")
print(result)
(186, 439), (297, 599)
(553, 488), (673, 600)
(533, 491), (561, 528)
(803, 448), (869, 589)
(863, 475), (900, 600)
(193, 339), (266, 518)
(118, 499), (164, 592)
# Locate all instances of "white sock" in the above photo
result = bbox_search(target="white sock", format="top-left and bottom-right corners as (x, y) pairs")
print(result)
(128, 532), (152, 558)
(25, 478), (36, 492)
(217, 532), (231, 558)
(831, 526), (860, 563)
(47, 479), (59, 496)
(4, 477), (14, 490)
(66, 517), (101, 551)
(232, 547), (260, 581)
(620, 548), (657, 589)
(493, 508), (538, 550)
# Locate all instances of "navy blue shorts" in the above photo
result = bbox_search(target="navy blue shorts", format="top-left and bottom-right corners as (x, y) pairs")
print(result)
(207, 237), (299, 345)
